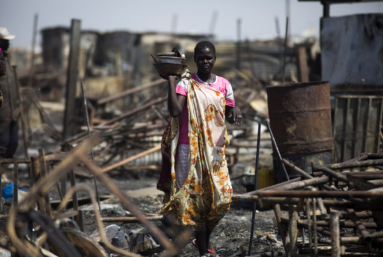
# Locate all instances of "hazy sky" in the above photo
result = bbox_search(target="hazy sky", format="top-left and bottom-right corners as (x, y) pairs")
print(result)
(1, 0), (382, 48)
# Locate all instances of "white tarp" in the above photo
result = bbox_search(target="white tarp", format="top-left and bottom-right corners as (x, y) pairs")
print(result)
(321, 14), (383, 86)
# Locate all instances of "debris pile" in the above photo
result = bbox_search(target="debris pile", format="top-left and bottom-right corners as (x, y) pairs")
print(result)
(0, 135), (192, 257)
(234, 153), (383, 256)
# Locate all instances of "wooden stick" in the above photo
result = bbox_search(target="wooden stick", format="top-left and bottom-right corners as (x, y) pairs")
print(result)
(103, 96), (167, 125)
(31, 156), (45, 212)
(102, 145), (161, 173)
(347, 208), (372, 243)
(289, 205), (298, 257)
(97, 79), (165, 105)
(38, 149), (52, 217)
(281, 216), (379, 229)
(101, 215), (163, 223)
(313, 197), (318, 257)
(282, 17), (289, 84)
(13, 162), (18, 206)
(306, 198), (312, 254)
(27, 14), (38, 87)
(274, 204), (290, 255)
(330, 212), (340, 257)
(12, 66), (30, 161)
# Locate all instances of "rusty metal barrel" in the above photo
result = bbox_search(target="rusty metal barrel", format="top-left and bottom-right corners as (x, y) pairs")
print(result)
(266, 81), (333, 183)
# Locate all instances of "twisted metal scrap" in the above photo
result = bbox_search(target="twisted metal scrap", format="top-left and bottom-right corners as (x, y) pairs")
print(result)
(6, 134), (191, 257)
(7, 134), (99, 257)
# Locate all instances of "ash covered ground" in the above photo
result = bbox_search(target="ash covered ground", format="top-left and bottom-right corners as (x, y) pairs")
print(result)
(81, 194), (283, 257)
(72, 151), (285, 257)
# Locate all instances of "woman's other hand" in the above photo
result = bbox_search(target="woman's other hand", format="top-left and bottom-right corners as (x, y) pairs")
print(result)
(226, 106), (243, 125)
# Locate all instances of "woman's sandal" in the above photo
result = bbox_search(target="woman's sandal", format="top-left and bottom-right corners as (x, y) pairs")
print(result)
(193, 239), (219, 257)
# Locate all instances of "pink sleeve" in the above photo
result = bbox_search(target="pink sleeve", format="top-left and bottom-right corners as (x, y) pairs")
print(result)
(175, 79), (188, 96)
(225, 80), (235, 107)
(226, 99), (235, 107)
(176, 85), (187, 96)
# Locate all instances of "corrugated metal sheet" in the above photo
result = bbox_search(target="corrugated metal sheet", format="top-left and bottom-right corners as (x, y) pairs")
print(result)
(333, 95), (383, 162)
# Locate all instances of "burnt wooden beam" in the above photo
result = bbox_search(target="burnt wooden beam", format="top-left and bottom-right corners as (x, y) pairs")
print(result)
(63, 19), (81, 139)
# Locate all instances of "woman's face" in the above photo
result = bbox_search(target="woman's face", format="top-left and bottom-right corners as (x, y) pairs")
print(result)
(195, 47), (216, 74)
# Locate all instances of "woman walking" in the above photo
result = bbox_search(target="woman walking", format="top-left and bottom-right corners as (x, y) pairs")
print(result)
(157, 41), (242, 257)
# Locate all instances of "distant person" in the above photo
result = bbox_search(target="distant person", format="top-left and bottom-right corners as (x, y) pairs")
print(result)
(157, 41), (242, 257)
(0, 48), (5, 107)
(0, 47), (5, 77)
(0, 28), (19, 158)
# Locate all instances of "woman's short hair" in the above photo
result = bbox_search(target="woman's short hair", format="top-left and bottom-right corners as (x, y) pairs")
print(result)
(194, 41), (216, 59)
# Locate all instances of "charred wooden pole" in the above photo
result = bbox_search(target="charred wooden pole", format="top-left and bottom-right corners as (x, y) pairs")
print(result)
(246, 177), (300, 194)
(12, 66), (30, 162)
(346, 208), (372, 246)
(315, 159), (383, 170)
(97, 79), (165, 105)
(288, 205), (298, 257)
(306, 198), (312, 254)
(275, 16), (283, 65)
(0, 173), (1, 212)
(248, 122), (261, 256)
(151, 105), (168, 124)
(274, 204), (290, 255)
(236, 18), (241, 70)
(281, 217), (379, 229)
(232, 195), (383, 210)
(103, 96), (168, 126)
(265, 121), (289, 181)
(330, 212), (340, 257)
(81, 81), (101, 211)
(31, 156), (44, 212)
(312, 197), (318, 257)
(305, 186), (328, 218)
(38, 149), (52, 217)
(61, 19), (81, 213)
(322, 1), (330, 18)
(295, 47), (309, 82)
(250, 189), (383, 199)
(62, 19), (81, 139)
(282, 158), (333, 192)
(27, 14), (38, 87)
(101, 215), (163, 222)
(13, 162), (18, 206)
(282, 17), (289, 84)
(317, 166), (348, 183)
(102, 145), (161, 173)
(62, 143), (80, 214)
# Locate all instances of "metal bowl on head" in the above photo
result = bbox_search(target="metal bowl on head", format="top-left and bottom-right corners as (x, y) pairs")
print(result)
(157, 56), (186, 64)
(154, 63), (186, 77)
(157, 52), (177, 57)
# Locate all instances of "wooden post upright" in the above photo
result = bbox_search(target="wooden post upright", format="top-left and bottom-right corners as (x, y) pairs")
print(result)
(63, 19), (81, 139)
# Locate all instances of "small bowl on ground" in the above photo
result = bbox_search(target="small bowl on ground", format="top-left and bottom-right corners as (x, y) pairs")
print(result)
(154, 63), (186, 77)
